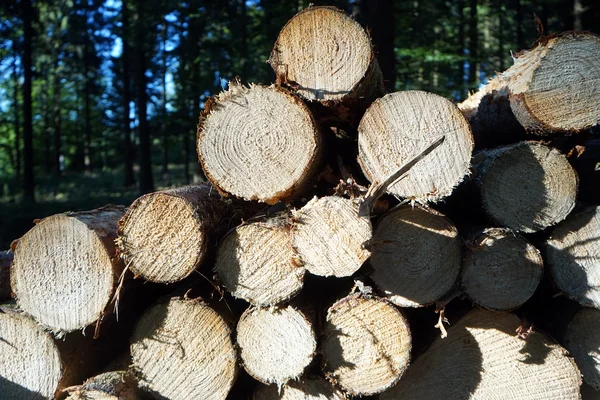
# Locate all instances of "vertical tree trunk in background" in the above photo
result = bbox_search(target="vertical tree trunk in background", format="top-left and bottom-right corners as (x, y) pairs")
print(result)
(53, 70), (62, 176)
(240, 0), (248, 81)
(468, 0), (479, 91)
(12, 51), (21, 177)
(43, 82), (51, 171)
(161, 11), (169, 178)
(122, 0), (135, 187)
(457, 0), (466, 99)
(573, 0), (583, 30)
(22, 0), (34, 202)
(373, 1), (396, 91)
(134, 1), (154, 194)
(84, 42), (92, 171)
(515, 0), (525, 49)
(74, 83), (85, 171)
(497, 0), (505, 71)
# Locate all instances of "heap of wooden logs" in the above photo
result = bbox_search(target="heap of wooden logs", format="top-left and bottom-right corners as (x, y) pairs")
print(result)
(1, 5), (600, 400)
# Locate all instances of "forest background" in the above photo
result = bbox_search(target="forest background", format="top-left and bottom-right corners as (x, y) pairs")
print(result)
(0, 0), (599, 248)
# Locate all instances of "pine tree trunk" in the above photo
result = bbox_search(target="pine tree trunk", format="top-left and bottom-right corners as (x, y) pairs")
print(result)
(122, 0), (135, 187)
(11, 206), (126, 334)
(12, 52), (20, 178)
(22, 0), (34, 202)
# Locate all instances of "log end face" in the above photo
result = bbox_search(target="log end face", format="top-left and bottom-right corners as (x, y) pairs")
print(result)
(118, 192), (206, 283)
(358, 91), (474, 202)
(291, 196), (372, 278)
(322, 295), (411, 396)
(480, 142), (578, 233)
(271, 6), (374, 102)
(237, 306), (316, 385)
(254, 376), (346, 400)
(547, 206), (600, 308)
(215, 222), (305, 306)
(197, 84), (321, 204)
(131, 298), (237, 400)
(461, 228), (543, 311)
(369, 205), (461, 308)
(0, 310), (63, 399)
(11, 214), (116, 333)
(522, 33), (600, 132)
(564, 307), (600, 391)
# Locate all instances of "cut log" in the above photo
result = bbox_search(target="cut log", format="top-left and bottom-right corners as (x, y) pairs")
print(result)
(358, 90), (473, 202)
(64, 370), (139, 400)
(291, 196), (371, 277)
(478, 141), (577, 233)
(11, 205), (125, 334)
(461, 228), (543, 311)
(197, 83), (322, 204)
(130, 297), (237, 400)
(460, 32), (600, 142)
(117, 183), (230, 283)
(253, 377), (345, 400)
(0, 250), (12, 300)
(321, 294), (411, 396)
(369, 205), (461, 308)
(564, 307), (600, 391)
(269, 6), (384, 104)
(546, 206), (600, 308)
(237, 306), (316, 385)
(215, 219), (304, 306)
(381, 309), (581, 399)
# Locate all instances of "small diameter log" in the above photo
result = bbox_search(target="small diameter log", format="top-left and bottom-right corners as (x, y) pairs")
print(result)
(254, 377), (345, 400)
(197, 83), (321, 204)
(382, 309), (581, 400)
(215, 220), (304, 306)
(291, 196), (371, 278)
(117, 183), (230, 283)
(321, 294), (411, 396)
(0, 307), (63, 399)
(461, 228), (544, 311)
(369, 205), (461, 308)
(237, 306), (316, 386)
(546, 206), (600, 308)
(564, 308), (600, 391)
(358, 91), (473, 202)
(478, 142), (577, 233)
(460, 32), (600, 139)
(11, 205), (125, 334)
(269, 6), (384, 104)
(64, 370), (138, 400)
(130, 298), (237, 400)
(0, 250), (12, 299)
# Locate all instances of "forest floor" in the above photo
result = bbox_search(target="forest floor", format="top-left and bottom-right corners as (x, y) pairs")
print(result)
(0, 164), (198, 249)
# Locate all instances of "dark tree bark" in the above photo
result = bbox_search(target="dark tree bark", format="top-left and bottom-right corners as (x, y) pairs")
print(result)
(457, 0), (466, 99)
(134, 0), (154, 194)
(122, 0), (135, 187)
(12, 48), (21, 177)
(240, 0), (248, 81)
(22, 0), (34, 202)
(468, 0), (478, 91)
(84, 42), (92, 171)
(161, 10), (168, 177)
(515, 0), (525, 49)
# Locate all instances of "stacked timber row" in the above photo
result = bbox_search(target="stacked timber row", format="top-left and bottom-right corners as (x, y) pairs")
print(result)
(2, 5), (600, 400)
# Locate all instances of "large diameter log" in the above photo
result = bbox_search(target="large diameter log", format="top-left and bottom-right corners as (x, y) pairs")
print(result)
(130, 298), (237, 400)
(269, 6), (384, 104)
(369, 205), (461, 308)
(546, 206), (600, 308)
(197, 83), (322, 204)
(291, 196), (371, 277)
(253, 377), (345, 400)
(564, 307), (600, 391)
(237, 306), (316, 385)
(215, 220), (304, 306)
(321, 294), (411, 396)
(64, 371), (138, 400)
(0, 250), (12, 299)
(461, 228), (543, 311)
(381, 309), (581, 399)
(358, 91), (473, 202)
(11, 205), (125, 334)
(460, 32), (600, 140)
(478, 142), (577, 233)
(117, 183), (230, 283)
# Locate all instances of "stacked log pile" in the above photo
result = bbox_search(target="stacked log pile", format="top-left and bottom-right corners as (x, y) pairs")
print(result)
(1, 5), (600, 400)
